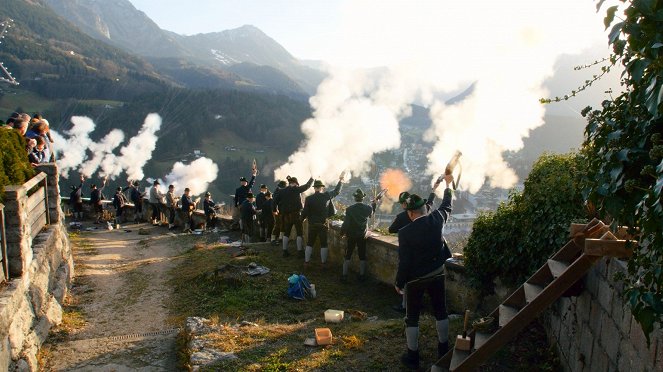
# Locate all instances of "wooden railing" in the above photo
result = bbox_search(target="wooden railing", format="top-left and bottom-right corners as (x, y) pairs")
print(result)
(25, 172), (50, 240)
(0, 203), (7, 281)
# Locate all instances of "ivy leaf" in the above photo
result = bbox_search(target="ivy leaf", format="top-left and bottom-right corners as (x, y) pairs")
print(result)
(633, 0), (656, 15)
(630, 59), (650, 83)
(617, 149), (630, 161)
(609, 22), (624, 44)
(605, 5), (619, 29)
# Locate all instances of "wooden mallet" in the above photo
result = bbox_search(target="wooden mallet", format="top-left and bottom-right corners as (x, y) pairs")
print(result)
(455, 309), (471, 351)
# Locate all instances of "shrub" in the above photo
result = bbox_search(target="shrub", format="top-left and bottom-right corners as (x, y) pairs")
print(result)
(0, 129), (35, 202)
(464, 153), (586, 292)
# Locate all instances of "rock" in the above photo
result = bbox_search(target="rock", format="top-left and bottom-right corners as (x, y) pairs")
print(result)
(190, 350), (237, 366)
(185, 317), (212, 335)
(138, 228), (150, 235)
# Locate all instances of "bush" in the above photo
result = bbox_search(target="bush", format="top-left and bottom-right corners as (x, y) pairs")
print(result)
(464, 153), (586, 292)
(0, 129), (35, 202)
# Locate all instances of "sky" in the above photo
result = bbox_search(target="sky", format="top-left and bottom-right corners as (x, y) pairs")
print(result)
(128, 0), (344, 61)
(127, 0), (612, 66)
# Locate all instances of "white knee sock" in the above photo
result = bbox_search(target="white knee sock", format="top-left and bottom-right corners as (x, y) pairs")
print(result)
(305, 246), (313, 262)
(282, 236), (289, 251)
(406, 327), (419, 351)
(343, 260), (349, 276)
(320, 247), (329, 263)
(296, 236), (303, 251)
(436, 319), (449, 343)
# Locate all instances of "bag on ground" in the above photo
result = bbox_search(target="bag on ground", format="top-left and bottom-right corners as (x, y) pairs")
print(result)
(287, 274), (311, 300)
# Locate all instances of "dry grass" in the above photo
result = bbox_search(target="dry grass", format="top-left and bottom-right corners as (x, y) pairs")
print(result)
(167, 235), (559, 371)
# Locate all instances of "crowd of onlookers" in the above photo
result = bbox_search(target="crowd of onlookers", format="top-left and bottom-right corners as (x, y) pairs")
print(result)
(1, 111), (54, 166)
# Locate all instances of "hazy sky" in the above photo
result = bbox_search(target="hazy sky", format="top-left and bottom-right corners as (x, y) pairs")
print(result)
(127, 0), (343, 61)
(127, 0), (611, 66)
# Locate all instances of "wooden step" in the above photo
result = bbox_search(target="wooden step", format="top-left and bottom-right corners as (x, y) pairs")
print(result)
(547, 259), (568, 278)
(450, 348), (470, 370)
(523, 283), (544, 303)
(474, 332), (492, 350)
(498, 305), (519, 327)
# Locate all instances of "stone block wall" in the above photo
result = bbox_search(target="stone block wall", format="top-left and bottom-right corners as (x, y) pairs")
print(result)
(543, 258), (662, 372)
(0, 164), (74, 371)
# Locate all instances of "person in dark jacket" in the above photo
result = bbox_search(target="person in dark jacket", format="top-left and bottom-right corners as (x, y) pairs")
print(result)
(270, 180), (287, 245)
(340, 189), (377, 282)
(301, 174), (344, 266)
(90, 177), (107, 224)
(28, 136), (47, 164)
(123, 181), (145, 223)
(233, 169), (257, 229)
(112, 187), (128, 224)
(70, 175), (85, 221)
(181, 187), (196, 232)
(274, 176), (314, 257)
(240, 192), (257, 243)
(255, 184), (268, 241)
(203, 192), (218, 230)
(261, 191), (275, 242)
(388, 185), (440, 313)
(395, 174), (454, 370)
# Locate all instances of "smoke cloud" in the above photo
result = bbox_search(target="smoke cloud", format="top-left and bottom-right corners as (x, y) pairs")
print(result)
(161, 157), (219, 196)
(52, 114), (162, 181)
(379, 168), (412, 212)
(276, 0), (608, 193)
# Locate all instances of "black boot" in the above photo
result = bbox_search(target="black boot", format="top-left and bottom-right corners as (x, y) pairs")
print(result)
(400, 348), (420, 370)
(438, 341), (449, 358)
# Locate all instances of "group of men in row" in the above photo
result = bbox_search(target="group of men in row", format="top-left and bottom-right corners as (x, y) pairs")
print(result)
(233, 169), (456, 369)
(2, 112), (55, 166)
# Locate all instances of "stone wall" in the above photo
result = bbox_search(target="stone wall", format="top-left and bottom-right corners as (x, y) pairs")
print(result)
(544, 257), (663, 372)
(0, 163), (74, 371)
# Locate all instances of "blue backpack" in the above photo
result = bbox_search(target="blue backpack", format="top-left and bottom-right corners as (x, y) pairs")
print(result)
(287, 274), (311, 300)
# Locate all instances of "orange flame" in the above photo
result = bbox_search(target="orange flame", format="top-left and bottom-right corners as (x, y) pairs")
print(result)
(379, 169), (412, 200)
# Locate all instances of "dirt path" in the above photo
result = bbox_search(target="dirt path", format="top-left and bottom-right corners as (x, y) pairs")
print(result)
(42, 223), (192, 371)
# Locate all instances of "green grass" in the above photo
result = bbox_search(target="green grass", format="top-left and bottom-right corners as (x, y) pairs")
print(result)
(0, 89), (54, 117)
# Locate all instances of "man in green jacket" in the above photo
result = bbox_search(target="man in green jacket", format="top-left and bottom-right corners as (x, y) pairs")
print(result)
(340, 189), (377, 282)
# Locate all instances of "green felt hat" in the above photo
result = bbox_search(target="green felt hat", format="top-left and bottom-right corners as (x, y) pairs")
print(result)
(277, 180), (287, 188)
(405, 194), (426, 210)
(313, 180), (325, 188)
(353, 189), (366, 200)
(398, 191), (410, 203)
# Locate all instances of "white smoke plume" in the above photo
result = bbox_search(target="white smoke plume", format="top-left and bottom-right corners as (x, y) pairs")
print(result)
(161, 157), (219, 196)
(79, 129), (125, 177)
(276, 0), (608, 192)
(51, 114), (162, 181)
(50, 116), (95, 178)
(102, 113), (162, 180)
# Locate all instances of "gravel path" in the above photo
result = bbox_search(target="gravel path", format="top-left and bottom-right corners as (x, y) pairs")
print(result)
(41, 223), (191, 371)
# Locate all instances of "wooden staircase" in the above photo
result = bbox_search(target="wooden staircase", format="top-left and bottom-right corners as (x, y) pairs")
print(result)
(433, 219), (633, 371)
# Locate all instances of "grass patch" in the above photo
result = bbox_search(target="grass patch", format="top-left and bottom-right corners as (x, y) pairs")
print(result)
(115, 268), (150, 309)
(166, 238), (560, 371)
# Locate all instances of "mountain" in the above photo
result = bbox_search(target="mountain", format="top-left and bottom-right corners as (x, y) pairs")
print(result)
(42, 0), (325, 96)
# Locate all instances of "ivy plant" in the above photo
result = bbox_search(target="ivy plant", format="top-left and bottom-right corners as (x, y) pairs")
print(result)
(464, 153), (586, 292)
(581, 0), (663, 342)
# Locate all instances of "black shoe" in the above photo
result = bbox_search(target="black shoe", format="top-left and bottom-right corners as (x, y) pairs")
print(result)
(282, 250), (290, 258)
(392, 304), (406, 314)
(401, 348), (420, 370)
(438, 341), (449, 359)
